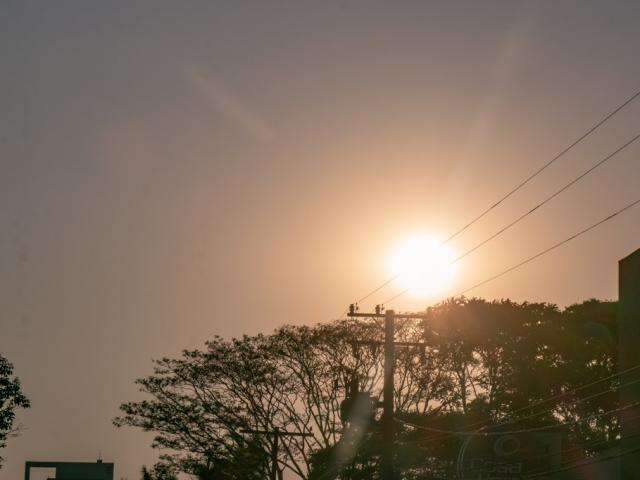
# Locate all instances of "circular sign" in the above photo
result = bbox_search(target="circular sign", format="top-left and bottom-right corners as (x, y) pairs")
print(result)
(456, 429), (561, 480)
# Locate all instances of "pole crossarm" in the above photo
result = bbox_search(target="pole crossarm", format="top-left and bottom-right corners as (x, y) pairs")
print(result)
(348, 304), (429, 320)
(347, 312), (429, 320)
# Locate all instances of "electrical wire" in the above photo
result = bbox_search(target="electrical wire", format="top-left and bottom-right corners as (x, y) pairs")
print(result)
(456, 197), (640, 298)
(384, 134), (640, 305)
(384, 196), (640, 304)
(444, 89), (640, 244)
(397, 399), (640, 438)
(403, 415), (640, 468)
(352, 88), (640, 307)
(402, 431), (640, 479)
(525, 444), (640, 479)
(392, 355), (640, 449)
(397, 411), (640, 477)
(429, 362), (640, 441)
(452, 132), (640, 265)
(521, 425), (640, 478)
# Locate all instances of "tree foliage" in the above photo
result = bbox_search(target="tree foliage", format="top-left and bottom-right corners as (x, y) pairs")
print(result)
(141, 463), (178, 480)
(0, 354), (30, 468)
(116, 298), (618, 479)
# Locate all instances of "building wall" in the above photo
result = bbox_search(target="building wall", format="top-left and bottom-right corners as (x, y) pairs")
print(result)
(619, 248), (640, 478)
(24, 461), (114, 480)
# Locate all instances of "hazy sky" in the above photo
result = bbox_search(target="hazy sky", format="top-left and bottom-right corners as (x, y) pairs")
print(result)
(2, 1), (640, 479)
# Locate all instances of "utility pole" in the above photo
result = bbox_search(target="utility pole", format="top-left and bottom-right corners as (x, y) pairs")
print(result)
(348, 304), (428, 480)
(382, 308), (395, 480)
(240, 427), (313, 480)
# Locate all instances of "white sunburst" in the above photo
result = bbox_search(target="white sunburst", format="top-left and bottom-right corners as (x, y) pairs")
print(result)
(388, 234), (458, 299)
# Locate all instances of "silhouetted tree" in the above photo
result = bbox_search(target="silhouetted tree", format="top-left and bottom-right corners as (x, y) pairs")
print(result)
(140, 463), (177, 480)
(116, 298), (619, 479)
(177, 442), (268, 480)
(141, 466), (152, 480)
(0, 354), (30, 468)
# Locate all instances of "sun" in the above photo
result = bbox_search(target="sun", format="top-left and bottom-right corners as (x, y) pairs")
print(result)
(388, 234), (458, 299)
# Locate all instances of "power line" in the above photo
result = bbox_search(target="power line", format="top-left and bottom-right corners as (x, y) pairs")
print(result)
(521, 425), (640, 478)
(436, 362), (640, 440)
(396, 377), (640, 437)
(356, 277), (395, 304)
(482, 363), (640, 429)
(456, 196), (640, 297)
(398, 362), (640, 449)
(406, 416), (640, 466)
(399, 400), (640, 477)
(444, 88), (640, 244)
(524, 444), (640, 479)
(352, 88), (640, 306)
(396, 396), (640, 476)
(384, 134), (640, 305)
(397, 420), (640, 479)
(384, 196), (640, 304)
(452, 132), (640, 264)
(451, 426), (640, 480)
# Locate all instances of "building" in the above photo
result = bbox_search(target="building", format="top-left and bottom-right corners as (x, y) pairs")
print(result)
(24, 460), (114, 480)
(619, 248), (640, 477)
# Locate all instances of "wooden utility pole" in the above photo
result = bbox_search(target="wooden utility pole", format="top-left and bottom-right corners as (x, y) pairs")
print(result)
(348, 304), (428, 480)
(382, 308), (395, 480)
(240, 427), (313, 480)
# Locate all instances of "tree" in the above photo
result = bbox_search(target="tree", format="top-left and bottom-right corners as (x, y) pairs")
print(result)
(115, 335), (275, 479)
(0, 354), (30, 468)
(115, 324), (382, 479)
(141, 463), (177, 480)
(116, 298), (619, 479)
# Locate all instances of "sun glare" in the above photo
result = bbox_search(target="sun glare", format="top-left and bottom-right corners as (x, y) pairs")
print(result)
(389, 234), (458, 299)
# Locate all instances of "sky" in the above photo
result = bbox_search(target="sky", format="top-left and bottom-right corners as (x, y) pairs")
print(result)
(1, 1), (640, 479)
